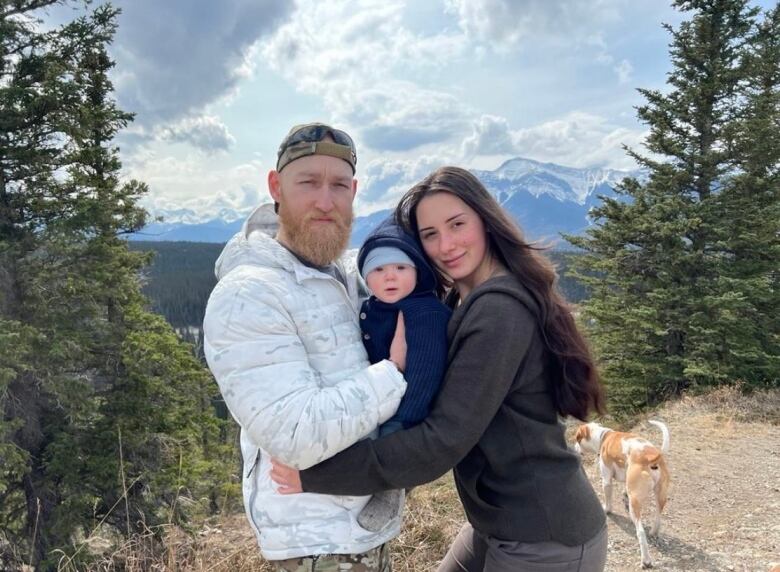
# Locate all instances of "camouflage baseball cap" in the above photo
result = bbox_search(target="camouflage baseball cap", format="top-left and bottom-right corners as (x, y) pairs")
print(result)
(276, 122), (357, 173)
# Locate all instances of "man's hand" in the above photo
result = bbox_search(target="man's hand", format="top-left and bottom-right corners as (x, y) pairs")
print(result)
(389, 311), (407, 373)
(270, 459), (303, 494)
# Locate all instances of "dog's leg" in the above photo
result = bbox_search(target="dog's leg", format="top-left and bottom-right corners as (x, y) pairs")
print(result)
(599, 458), (613, 514)
(650, 500), (661, 537)
(651, 465), (670, 537)
(629, 493), (653, 568)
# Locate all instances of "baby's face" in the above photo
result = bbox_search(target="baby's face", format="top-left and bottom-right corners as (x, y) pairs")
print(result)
(366, 264), (417, 304)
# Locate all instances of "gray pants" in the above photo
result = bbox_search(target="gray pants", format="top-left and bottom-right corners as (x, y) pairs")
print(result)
(436, 523), (607, 572)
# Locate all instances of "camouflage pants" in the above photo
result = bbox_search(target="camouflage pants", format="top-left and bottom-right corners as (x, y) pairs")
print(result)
(272, 543), (391, 572)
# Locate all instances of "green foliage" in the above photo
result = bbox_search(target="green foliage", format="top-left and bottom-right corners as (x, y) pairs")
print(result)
(130, 241), (224, 331)
(567, 0), (780, 415)
(0, 3), (236, 569)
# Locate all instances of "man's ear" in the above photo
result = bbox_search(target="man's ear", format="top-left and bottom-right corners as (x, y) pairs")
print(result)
(268, 170), (282, 203)
(351, 178), (358, 200)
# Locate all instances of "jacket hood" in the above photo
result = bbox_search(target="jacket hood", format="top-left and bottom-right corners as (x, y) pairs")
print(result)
(213, 205), (296, 281)
(357, 215), (438, 294)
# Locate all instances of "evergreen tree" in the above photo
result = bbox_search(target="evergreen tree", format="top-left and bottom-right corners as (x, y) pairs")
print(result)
(567, 0), (778, 414)
(1, 0), (82, 561)
(1, 4), (232, 568)
(713, 4), (780, 384)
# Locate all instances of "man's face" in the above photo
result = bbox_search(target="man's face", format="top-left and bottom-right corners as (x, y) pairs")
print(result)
(269, 153), (357, 266)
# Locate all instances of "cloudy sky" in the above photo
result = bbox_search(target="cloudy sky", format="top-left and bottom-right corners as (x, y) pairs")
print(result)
(44, 0), (773, 220)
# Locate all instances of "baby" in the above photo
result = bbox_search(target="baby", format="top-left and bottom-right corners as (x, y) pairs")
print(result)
(356, 215), (451, 531)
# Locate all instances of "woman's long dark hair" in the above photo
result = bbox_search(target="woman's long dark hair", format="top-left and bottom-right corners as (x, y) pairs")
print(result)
(395, 166), (605, 421)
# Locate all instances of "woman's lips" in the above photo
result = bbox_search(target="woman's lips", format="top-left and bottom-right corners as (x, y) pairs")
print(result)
(441, 253), (465, 268)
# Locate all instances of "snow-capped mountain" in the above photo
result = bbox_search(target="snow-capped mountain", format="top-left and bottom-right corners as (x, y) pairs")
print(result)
(483, 157), (631, 204)
(129, 158), (640, 246)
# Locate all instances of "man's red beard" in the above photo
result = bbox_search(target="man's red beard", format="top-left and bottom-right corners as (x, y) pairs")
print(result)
(277, 204), (353, 266)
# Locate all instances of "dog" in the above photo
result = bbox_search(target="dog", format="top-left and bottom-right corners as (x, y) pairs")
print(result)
(574, 420), (670, 569)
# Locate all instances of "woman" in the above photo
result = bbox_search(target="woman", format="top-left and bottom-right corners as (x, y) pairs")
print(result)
(272, 166), (608, 571)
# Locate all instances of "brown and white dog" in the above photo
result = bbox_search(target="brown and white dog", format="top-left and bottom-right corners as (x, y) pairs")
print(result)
(574, 420), (670, 569)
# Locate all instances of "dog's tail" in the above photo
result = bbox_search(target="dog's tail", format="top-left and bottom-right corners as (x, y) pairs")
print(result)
(648, 420), (670, 454)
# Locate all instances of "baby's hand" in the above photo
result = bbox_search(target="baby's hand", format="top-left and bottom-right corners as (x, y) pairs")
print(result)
(390, 311), (407, 373)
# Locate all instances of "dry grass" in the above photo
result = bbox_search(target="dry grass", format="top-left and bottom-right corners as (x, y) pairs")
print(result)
(678, 383), (780, 425)
(67, 385), (777, 571)
(71, 476), (465, 572)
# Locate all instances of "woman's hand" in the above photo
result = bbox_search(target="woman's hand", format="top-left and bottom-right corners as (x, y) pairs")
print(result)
(270, 459), (303, 494)
(389, 311), (407, 373)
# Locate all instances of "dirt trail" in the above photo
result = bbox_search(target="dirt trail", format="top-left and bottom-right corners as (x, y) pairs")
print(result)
(580, 391), (780, 571)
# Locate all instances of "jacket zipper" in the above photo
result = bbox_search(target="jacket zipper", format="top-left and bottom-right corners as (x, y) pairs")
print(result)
(246, 450), (263, 534)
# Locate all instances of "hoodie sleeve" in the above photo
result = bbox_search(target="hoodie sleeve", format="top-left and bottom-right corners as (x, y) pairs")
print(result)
(203, 273), (407, 470)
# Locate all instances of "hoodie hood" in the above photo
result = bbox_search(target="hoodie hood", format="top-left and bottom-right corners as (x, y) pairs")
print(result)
(357, 215), (438, 294)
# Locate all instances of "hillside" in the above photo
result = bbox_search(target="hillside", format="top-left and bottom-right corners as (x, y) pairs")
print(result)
(131, 242), (590, 333)
(116, 387), (779, 571)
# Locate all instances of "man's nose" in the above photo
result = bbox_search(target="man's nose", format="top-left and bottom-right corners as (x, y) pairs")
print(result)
(313, 186), (334, 212)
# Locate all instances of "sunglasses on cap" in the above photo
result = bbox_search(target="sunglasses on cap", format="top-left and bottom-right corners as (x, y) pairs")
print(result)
(276, 123), (357, 173)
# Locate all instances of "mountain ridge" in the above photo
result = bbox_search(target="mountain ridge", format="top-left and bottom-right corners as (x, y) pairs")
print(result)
(130, 157), (639, 246)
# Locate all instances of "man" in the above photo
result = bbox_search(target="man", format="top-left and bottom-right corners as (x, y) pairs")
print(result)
(203, 123), (407, 570)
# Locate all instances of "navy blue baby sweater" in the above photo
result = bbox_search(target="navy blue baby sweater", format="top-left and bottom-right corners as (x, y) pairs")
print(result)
(358, 216), (451, 427)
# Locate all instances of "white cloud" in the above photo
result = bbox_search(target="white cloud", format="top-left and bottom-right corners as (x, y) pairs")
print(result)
(445, 0), (624, 51)
(461, 112), (646, 170)
(357, 154), (455, 213)
(587, 33), (634, 84)
(157, 116), (236, 154)
(111, 0), (293, 124)
(260, 0), (470, 152)
(125, 150), (265, 220)
(461, 114), (516, 157)
(614, 59), (633, 84)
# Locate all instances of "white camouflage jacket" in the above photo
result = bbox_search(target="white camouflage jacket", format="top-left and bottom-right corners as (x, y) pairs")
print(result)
(203, 207), (407, 560)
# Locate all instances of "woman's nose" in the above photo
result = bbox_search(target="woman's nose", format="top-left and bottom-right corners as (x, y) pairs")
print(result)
(438, 232), (454, 253)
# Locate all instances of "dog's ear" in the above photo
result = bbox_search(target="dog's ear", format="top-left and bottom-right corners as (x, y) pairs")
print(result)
(575, 424), (590, 443)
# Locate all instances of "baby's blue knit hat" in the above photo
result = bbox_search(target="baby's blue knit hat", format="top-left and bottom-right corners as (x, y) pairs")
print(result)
(360, 246), (415, 280)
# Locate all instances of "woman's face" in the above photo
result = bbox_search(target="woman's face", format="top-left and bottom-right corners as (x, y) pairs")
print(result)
(415, 192), (493, 291)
